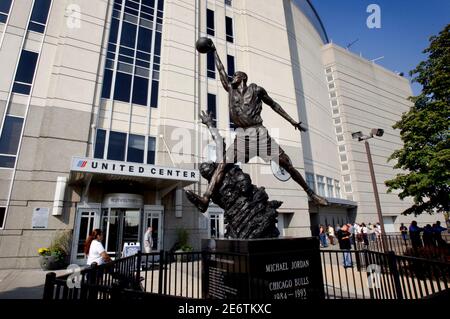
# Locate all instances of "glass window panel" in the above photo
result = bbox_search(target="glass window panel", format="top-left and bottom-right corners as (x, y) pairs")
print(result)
(147, 136), (156, 164)
(132, 76), (149, 106)
(136, 59), (150, 69)
(207, 93), (217, 127)
(157, 0), (164, 11)
(107, 131), (127, 161)
(141, 4), (154, 14)
(206, 9), (214, 36)
(137, 26), (152, 52)
(0, 116), (24, 155)
(227, 55), (235, 78)
(29, 0), (52, 25)
(127, 134), (145, 163)
(101, 69), (113, 98)
(0, 13), (6, 23)
(150, 80), (159, 108)
(226, 16), (233, 42)
(124, 6), (138, 16)
(12, 83), (31, 95)
(0, 207), (5, 228)
(136, 51), (151, 61)
(123, 12), (138, 24)
(139, 17), (153, 28)
(28, 22), (45, 33)
(135, 66), (149, 77)
(120, 22), (137, 48)
(306, 173), (315, 191)
(117, 61), (133, 73)
(142, 0), (155, 8)
(119, 46), (135, 57)
(0, 155), (15, 168)
(14, 50), (39, 84)
(125, 0), (139, 10)
(94, 129), (106, 158)
(0, 0), (13, 15)
(113, 72), (132, 103)
(207, 51), (215, 79)
(154, 32), (162, 56)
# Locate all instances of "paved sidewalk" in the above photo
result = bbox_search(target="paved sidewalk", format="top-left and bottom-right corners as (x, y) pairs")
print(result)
(0, 268), (67, 299)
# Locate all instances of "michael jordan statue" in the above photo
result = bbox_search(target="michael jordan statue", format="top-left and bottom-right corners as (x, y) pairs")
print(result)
(186, 38), (328, 212)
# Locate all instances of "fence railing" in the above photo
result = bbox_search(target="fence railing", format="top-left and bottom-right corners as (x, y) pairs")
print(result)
(352, 234), (449, 262)
(44, 248), (450, 300)
(320, 249), (449, 299)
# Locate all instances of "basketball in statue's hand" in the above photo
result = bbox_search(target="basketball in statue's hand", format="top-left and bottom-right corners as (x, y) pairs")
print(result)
(196, 37), (214, 54)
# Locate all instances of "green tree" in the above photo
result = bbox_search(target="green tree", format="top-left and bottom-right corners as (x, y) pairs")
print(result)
(385, 24), (450, 216)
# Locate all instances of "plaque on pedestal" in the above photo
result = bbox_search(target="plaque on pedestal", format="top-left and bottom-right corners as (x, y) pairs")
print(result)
(202, 237), (324, 300)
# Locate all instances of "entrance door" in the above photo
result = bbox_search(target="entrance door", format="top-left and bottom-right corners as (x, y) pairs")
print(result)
(101, 208), (141, 258)
(207, 209), (224, 239)
(144, 206), (163, 251)
(72, 205), (100, 264)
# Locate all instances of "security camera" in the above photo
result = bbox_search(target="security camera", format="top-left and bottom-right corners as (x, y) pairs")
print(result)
(351, 131), (363, 140)
(371, 128), (384, 137)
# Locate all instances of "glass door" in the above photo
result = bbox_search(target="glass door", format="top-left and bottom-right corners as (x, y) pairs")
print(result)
(101, 208), (142, 258)
(72, 206), (100, 264)
(207, 210), (224, 239)
(144, 206), (163, 251)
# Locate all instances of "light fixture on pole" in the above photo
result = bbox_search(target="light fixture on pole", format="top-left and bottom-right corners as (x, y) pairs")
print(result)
(351, 128), (386, 249)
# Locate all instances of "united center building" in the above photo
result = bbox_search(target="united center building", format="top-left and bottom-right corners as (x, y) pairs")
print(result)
(0, 0), (444, 268)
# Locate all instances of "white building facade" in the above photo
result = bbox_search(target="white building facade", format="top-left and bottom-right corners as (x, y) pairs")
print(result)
(0, 0), (444, 268)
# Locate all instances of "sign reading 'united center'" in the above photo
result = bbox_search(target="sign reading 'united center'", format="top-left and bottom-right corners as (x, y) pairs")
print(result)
(71, 157), (199, 182)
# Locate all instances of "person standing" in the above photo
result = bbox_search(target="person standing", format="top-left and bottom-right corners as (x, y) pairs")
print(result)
(360, 223), (369, 248)
(409, 221), (423, 251)
(319, 225), (328, 248)
(399, 223), (408, 245)
(143, 227), (153, 253)
(84, 229), (111, 266)
(337, 224), (353, 268)
(327, 225), (335, 246)
(432, 221), (448, 247)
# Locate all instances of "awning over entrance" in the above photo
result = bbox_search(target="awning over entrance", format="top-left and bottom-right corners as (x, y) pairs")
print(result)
(325, 197), (357, 209)
(69, 156), (199, 190)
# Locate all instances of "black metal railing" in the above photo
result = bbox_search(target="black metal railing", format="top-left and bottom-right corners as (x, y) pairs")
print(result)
(352, 234), (449, 261)
(44, 248), (450, 300)
(320, 249), (450, 299)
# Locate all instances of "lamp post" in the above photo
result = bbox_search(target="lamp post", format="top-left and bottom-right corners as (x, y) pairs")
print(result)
(351, 129), (386, 238)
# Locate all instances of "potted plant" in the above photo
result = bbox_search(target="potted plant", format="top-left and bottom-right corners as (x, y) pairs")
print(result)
(38, 230), (72, 270)
(173, 228), (194, 261)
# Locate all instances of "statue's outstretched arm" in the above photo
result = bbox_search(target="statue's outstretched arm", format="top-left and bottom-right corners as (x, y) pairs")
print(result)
(211, 43), (230, 92)
(258, 86), (308, 132)
(200, 111), (226, 155)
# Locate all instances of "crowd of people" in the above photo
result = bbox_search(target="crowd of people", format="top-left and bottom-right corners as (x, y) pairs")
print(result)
(318, 222), (382, 249)
(318, 220), (448, 268)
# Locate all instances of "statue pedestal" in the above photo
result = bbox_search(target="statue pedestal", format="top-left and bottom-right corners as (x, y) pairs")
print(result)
(201, 237), (324, 300)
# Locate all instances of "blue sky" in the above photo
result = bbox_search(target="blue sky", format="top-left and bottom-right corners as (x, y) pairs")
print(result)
(311, 0), (450, 95)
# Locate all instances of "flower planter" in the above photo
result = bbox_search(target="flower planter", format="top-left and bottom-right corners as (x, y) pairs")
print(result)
(39, 255), (65, 271)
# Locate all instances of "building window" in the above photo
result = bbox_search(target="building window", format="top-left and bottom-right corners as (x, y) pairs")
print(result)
(207, 51), (215, 79)
(340, 154), (347, 162)
(147, 136), (156, 164)
(225, 16), (233, 43)
(127, 134), (145, 163)
(206, 9), (214, 36)
(12, 50), (39, 95)
(338, 145), (346, 152)
(306, 173), (315, 192)
(227, 55), (235, 79)
(94, 129), (106, 159)
(326, 177), (333, 198)
(207, 144), (217, 162)
(334, 180), (341, 198)
(325, 67), (332, 74)
(207, 93), (217, 128)
(101, 0), (164, 108)
(107, 131), (127, 161)
(225, 0), (232, 6)
(329, 91), (336, 98)
(337, 134), (344, 142)
(342, 163), (349, 171)
(344, 184), (352, 193)
(317, 175), (325, 197)
(0, 116), (24, 168)
(0, 0), (13, 24)
(343, 174), (351, 182)
(28, 0), (52, 33)
(328, 83), (335, 89)
(334, 118), (341, 125)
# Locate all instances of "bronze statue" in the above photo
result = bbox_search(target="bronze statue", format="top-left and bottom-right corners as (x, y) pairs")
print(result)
(186, 38), (328, 213)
